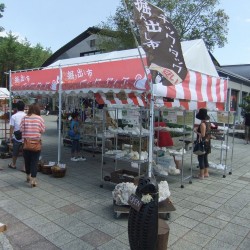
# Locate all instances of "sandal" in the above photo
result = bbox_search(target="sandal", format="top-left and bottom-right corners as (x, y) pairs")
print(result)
(8, 163), (16, 169)
(204, 174), (209, 178)
(193, 175), (204, 180)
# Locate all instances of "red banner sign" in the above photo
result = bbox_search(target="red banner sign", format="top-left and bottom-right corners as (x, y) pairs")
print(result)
(11, 58), (150, 93)
(11, 68), (60, 91)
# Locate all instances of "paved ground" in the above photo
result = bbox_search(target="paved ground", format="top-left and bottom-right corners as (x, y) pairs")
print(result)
(0, 115), (250, 250)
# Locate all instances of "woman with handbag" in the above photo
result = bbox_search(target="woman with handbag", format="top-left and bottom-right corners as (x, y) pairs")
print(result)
(20, 104), (45, 187)
(193, 108), (211, 180)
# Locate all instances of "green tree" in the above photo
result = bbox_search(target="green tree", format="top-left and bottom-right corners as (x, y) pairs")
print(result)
(239, 96), (250, 115)
(0, 32), (52, 88)
(97, 0), (229, 52)
(0, 3), (5, 32)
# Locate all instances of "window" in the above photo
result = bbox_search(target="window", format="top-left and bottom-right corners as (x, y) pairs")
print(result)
(90, 39), (95, 48)
(80, 50), (102, 57)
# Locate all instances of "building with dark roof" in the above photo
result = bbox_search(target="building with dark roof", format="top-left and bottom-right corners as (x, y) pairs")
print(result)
(216, 65), (250, 122)
(221, 64), (250, 80)
(42, 27), (102, 67)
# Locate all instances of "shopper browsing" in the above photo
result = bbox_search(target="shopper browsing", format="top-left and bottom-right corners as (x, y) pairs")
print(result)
(193, 108), (211, 179)
(8, 101), (26, 171)
(69, 113), (86, 162)
(20, 104), (45, 187)
(244, 112), (250, 144)
(45, 103), (50, 116)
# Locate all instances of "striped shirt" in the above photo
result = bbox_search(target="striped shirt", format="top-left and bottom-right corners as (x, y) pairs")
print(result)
(20, 115), (45, 139)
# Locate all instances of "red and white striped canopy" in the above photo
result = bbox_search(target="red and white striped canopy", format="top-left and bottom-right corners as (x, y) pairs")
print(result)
(154, 98), (225, 111)
(94, 92), (147, 107)
(154, 70), (228, 103)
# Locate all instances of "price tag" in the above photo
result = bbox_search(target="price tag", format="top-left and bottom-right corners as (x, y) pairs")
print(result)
(163, 97), (174, 102)
(128, 194), (143, 212)
(117, 91), (127, 101)
(105, 92), (114, 101)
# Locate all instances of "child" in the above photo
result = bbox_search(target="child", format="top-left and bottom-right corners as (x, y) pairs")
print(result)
(69, 113), (86, 161)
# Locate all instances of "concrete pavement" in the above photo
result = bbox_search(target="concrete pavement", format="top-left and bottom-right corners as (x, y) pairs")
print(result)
(0, 115), (250, 249)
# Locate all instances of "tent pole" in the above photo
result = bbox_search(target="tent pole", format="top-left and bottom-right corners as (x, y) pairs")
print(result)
(9, 70), (12, 119)
(228, 85), (231, 112)
(57, 66), (62, 164)
(148, 84), (154, 178)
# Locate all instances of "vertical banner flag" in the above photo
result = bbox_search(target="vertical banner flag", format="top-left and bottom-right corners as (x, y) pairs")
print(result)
(132, 0), (188, 86)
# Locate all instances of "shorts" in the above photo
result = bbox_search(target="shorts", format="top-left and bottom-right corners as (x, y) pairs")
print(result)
(12, 139), (23, 157)
(71, 139), (80, 153)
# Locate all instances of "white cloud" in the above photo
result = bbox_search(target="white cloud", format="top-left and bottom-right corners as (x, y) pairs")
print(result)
(0, 31), (27, 44)
(0, 31), (7, 37)
(245, 18), (250, 23)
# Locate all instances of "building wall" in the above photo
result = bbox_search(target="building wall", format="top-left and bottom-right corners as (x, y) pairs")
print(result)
(226, 79), (250, 122)
(57, 34), (99, 60)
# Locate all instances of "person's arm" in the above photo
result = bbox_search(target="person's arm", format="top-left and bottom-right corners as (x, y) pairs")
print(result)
(19, 117), (25, 132)
(200, 123), (206, 138)
(9, 125), (14, 141)
(193, 126), (201, 137)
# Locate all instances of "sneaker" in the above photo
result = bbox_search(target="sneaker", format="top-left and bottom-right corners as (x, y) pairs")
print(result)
(78, 156), (86, 161)
(71, 157), (79, 162)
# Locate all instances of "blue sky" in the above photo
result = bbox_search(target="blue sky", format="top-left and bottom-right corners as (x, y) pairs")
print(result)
(213, 0), (250, 65)
(0, 0), (249, 66)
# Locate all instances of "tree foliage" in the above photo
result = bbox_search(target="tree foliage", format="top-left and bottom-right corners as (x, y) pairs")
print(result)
(0, 32), (52, 88)
(97, 0), (229, 52)
(239, 96), (250, 115)
(0, 3), (5, 32)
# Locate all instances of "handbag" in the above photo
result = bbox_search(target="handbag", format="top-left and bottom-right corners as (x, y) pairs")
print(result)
(23, 138), (42, 152)
(193, 140), (205, 155)
(23, 117), (42, 152)
(14, 130), (22, 140)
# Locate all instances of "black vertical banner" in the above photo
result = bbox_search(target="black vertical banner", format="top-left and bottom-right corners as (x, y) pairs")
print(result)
(132, 0), (188, 86)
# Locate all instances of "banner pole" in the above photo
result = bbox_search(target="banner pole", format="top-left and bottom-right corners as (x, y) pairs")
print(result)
(122, 0), (154, 177)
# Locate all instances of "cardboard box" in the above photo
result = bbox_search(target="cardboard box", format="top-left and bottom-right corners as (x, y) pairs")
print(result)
(111, 169), (138, 184)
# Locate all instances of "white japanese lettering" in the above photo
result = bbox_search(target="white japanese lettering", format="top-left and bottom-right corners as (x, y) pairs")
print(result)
(145, 20), (162, 32)
(67, 71), (75, 80)
(134, 0), (151, 16)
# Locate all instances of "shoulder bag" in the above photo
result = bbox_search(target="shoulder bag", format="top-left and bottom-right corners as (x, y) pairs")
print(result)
(23, 117), (42, 152)
(193, 139), (205, 155)
(14, 130), (22, 140)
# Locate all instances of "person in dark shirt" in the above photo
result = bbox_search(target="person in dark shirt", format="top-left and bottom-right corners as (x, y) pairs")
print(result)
(45, 103), (50, 116)
(193, 108), (211, 179)
(244, 112), (250, 144)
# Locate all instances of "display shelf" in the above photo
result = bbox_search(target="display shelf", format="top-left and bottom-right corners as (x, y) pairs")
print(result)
(100, 107), (150, 188)
(192, 111), (236, 178)
(154, 109), (195, 188)
(103, 154), (148, 163)
(62, 119), (103, 156)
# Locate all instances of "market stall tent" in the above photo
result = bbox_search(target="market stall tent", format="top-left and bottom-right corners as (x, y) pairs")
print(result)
(11, 39), (227, 110)
(9, 39), (227, 165)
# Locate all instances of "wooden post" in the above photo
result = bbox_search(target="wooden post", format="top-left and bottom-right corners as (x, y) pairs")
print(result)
(157, 218), (170, 250)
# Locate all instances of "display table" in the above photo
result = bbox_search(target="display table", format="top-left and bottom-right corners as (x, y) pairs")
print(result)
(113, 198), (175, 219)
